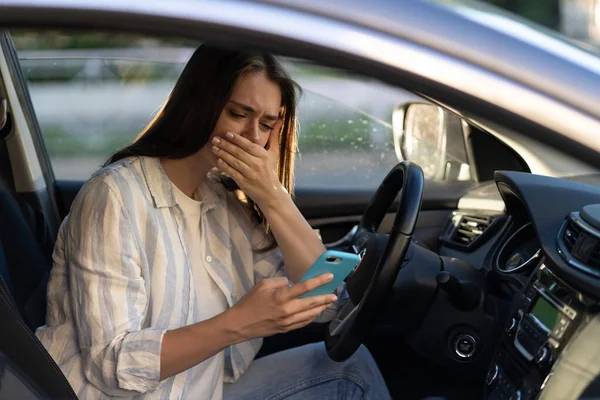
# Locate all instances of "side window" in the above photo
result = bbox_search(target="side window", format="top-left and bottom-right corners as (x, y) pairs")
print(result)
(289, 62), (411, 189)
(11, 31), (191, 180)
(288, 62), (471, 188)
(11, 31), (472, 187)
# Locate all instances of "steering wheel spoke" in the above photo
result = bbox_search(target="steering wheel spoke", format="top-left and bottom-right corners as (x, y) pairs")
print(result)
(325, 225), (359, 250)
(328, 298), (359, 337)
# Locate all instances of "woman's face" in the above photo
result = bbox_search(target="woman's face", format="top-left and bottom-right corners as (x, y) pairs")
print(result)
(211, 71), (282, 149)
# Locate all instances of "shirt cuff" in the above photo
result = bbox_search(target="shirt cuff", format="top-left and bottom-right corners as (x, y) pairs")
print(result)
(116, 328), (167, 393)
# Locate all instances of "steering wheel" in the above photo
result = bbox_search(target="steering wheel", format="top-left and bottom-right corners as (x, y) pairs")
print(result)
(325, 161), (424, 361)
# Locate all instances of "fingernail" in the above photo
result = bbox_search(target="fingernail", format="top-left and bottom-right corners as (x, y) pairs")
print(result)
(217, 158), (224, 164)
(325, 273), (334, 280)
(212, 137), (221, 144)
(226, 132), (235, 139)
(212, 146), (219, 153)
(331, 295), (338, 302)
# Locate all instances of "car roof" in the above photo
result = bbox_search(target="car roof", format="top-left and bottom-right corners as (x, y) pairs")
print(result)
(1, 0), (598, 119)
(260, 0), (600, 120)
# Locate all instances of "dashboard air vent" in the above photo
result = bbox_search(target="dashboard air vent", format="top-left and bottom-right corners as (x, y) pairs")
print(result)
(439, 213), (502, 251)
(559, 207), (600, 276)
(562, 218), (582, 253)
(452, 214), (495, 245)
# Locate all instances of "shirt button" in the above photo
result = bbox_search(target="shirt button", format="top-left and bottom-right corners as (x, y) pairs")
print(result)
(206, 256), (212, 262)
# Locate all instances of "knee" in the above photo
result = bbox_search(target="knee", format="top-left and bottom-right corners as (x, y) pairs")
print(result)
(354, 344), (376, 363)
(345, 345), (380, 375)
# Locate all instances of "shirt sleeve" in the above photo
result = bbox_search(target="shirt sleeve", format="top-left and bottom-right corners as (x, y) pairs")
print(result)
(65, 176), (166, 396)
(252, 243), (287, 281)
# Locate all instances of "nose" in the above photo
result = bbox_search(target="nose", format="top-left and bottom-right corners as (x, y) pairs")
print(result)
(240, 120), (261, 144)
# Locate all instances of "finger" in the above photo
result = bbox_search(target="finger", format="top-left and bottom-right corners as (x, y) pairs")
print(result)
(259, 277), (289, 289)
(281, 304), (330, 328)
(212, 136), (256, 165)
(212, 144), (253, 177)
(283, 273), (334, 300)
(284, 293), (337, 316)
(266, 118), (283, 152)
(271, 318), (312, 335)
(214, 157), (246, 183)
(221, 131), (263, 157)
(279, 319), (316, 333)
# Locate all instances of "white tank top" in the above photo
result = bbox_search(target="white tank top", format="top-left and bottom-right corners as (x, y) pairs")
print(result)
(172, 183), (229, 400)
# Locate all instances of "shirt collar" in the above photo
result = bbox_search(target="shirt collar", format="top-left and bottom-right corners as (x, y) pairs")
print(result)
(140, 156), (219, 211)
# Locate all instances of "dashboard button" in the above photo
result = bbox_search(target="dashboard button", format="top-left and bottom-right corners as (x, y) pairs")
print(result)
(506, 317), (517, 335)
(537, 346), (551, 365)
(510, 390), (522, 400)
(454, 334), (477, 358)
(486, 364), (499, 386)
(551, 316), (569, 339)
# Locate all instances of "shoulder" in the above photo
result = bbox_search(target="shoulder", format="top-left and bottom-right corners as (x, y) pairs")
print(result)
(90, 157), (145, 191)
(72, 157), (147, 213)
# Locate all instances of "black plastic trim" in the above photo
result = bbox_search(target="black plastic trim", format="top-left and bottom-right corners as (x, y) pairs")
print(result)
(439, 211), (506, 252)
(0, 30), (60, 229)
(494, 170), (600, 299)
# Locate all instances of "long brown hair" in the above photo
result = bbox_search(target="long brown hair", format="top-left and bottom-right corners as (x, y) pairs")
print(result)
(107, 44), (300, 242)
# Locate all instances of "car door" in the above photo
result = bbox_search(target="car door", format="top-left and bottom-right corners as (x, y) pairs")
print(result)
(5, 30), (477, 255)
(0, 7), (543, 400)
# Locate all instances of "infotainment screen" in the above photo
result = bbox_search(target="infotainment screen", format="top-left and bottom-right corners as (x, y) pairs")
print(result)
(531, 296), (561, 330)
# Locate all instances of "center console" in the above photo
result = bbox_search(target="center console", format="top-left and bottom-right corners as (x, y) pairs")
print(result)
(485, 264), (593, 400)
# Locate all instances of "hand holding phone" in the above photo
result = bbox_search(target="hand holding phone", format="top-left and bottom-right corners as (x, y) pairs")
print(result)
(297, 250), (361, 298)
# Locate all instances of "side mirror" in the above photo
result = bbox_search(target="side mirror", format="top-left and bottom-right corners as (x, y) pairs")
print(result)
(392, 102), (471, 181)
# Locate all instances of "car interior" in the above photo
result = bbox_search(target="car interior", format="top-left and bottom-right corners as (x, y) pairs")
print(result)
(1, 26), (600, 400)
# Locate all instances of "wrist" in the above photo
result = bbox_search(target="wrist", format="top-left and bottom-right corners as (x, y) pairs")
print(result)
(220, 306), (249, 344)
(258, 184), (291, 214)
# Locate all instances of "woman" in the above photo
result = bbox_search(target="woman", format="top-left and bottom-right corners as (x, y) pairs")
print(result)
(36, 44), (391, 399)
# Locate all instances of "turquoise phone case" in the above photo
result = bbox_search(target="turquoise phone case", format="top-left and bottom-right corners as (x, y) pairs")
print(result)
(298, 250), (361, 298)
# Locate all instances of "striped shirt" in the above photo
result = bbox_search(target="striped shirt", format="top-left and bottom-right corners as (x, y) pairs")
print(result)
(35, 156), (291, 399)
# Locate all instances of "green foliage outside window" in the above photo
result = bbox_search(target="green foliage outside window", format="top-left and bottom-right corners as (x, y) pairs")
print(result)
(484, 0), (560, 29)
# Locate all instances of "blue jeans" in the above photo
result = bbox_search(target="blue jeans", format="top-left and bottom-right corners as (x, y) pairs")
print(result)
(223, 342), (392, 400)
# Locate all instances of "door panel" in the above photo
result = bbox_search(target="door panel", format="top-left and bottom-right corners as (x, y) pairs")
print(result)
(309, 210), (452, 251)
(294, 180), (473, 220)
(54, 180), (80, 218)
(299, 180), (474, 248)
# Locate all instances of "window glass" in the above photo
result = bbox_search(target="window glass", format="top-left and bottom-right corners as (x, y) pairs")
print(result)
(11, 31), (471, 188)
(287, 62), (417, 188)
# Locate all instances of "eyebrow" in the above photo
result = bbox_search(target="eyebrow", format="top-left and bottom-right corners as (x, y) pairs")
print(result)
(228, 100), (279, 122)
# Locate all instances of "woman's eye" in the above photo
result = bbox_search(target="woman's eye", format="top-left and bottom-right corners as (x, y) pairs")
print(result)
(261, 123), (273, 132)
(229, 110), (245, 119)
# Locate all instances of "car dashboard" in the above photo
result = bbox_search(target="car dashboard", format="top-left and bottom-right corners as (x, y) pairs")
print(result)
(435, 171), (600, 400)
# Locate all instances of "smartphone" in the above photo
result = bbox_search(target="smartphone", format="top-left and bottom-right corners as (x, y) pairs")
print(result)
(297, 250), (361, 298)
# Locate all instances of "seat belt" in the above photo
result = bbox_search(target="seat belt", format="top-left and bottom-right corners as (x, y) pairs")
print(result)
(0, 98), (16, 193)
(0, 269), (77, 398)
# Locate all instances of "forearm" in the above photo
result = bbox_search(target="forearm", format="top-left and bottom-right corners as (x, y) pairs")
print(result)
(160, 308), (243, 380)
(260, 191), (326, 283)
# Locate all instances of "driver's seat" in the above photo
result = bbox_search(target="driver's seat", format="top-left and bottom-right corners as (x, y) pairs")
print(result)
(0, 183), (49, 329)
